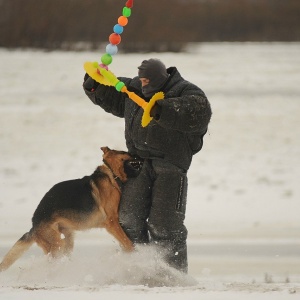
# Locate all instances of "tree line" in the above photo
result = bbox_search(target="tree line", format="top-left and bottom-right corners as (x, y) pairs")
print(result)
(0, 0), (299, 52)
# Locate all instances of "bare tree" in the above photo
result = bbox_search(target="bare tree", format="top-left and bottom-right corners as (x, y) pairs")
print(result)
(1, 0), (300, 51)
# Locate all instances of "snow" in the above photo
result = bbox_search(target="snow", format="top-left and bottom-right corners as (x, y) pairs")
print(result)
(0, 43), (300, 299)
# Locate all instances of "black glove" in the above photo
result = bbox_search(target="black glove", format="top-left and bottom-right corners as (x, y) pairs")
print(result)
(83, 73), (99, 91)
(150, 102), (162, 120)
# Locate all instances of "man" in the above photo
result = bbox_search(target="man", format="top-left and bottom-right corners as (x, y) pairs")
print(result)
(83, 59), (212, 272)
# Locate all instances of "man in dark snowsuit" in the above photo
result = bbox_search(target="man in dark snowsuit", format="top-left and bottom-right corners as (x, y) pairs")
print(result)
(83, 59), (212, 273)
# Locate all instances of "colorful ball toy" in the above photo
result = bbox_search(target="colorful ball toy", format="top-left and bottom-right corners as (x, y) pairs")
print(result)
(84, 0), (164, 127)
(98, 0), (133, 68)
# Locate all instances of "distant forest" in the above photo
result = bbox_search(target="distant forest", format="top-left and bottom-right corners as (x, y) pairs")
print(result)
(1, 0), (299, 52)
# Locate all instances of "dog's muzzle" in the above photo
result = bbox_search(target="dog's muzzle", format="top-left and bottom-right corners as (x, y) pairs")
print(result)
(124, 157), (144, 178)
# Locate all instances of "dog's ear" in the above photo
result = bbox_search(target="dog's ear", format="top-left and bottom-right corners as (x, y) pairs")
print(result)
(124, 157), (144, 178)
(101, 146), (110, 154)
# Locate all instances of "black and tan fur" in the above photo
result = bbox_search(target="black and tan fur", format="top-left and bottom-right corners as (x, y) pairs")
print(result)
(0, 147), (141, 272)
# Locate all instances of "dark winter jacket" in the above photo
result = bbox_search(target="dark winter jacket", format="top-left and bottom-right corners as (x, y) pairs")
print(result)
(84, 67), (212, 170)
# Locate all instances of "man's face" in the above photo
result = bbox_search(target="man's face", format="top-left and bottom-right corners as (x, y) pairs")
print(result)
(139, 78), (150, 87)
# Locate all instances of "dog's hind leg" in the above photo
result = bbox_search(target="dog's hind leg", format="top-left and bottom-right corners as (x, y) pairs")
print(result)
(0, 229), (35, 272)
(59, 227), (74, 256)
(34, 223), (66, 258)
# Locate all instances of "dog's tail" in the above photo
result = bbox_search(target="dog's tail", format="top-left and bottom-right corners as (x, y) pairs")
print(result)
(0, 229), (35, 272)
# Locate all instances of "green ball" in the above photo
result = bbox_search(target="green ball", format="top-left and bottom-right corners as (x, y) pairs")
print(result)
(123, 7), (131, 17)
(115, 81), (125, 92)
(101, 53), (113, 65)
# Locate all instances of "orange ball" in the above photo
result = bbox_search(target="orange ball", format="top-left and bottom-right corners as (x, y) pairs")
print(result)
(109, 33), (121, 45)
(118, 16), (128, 27)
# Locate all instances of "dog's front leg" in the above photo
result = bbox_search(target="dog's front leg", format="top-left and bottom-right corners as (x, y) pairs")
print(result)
(105, 218), (134, 252)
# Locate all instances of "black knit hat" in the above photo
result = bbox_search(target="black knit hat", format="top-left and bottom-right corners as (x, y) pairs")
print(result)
(138, 59), (169, 98)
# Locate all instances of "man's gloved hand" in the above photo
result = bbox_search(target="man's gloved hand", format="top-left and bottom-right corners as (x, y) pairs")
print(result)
(150, 101), (162, 120)
(83, 73), (99, 91)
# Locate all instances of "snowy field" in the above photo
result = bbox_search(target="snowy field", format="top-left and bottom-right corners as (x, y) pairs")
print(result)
(0, 43), (300, 299)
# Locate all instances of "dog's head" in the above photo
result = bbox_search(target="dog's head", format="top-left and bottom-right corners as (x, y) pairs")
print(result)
(101, 147), (143, 182)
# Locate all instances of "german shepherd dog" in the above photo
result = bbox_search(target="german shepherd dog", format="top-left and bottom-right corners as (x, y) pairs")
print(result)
(0, 147), (143, 272)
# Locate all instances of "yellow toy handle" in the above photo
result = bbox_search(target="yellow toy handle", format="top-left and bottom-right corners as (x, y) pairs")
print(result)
(84, 61), (164, 127)
(99, 67), (119, 86)
(141, 91), (164, 127)
(121, 86), (147, 109)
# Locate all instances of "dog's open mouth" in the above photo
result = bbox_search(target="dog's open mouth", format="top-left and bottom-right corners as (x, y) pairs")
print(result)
(124, 157), (144, 178)
(127, 158), (143, 171)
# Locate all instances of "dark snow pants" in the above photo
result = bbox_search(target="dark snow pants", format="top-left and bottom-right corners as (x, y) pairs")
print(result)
(119, 159), (188, 273)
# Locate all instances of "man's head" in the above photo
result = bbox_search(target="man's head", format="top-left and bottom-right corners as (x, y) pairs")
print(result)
(138, 59), (169, 98)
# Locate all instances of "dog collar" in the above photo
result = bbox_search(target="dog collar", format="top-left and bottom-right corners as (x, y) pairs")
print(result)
(103, 160), (124, 191)
(113, 175), (124, 191)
